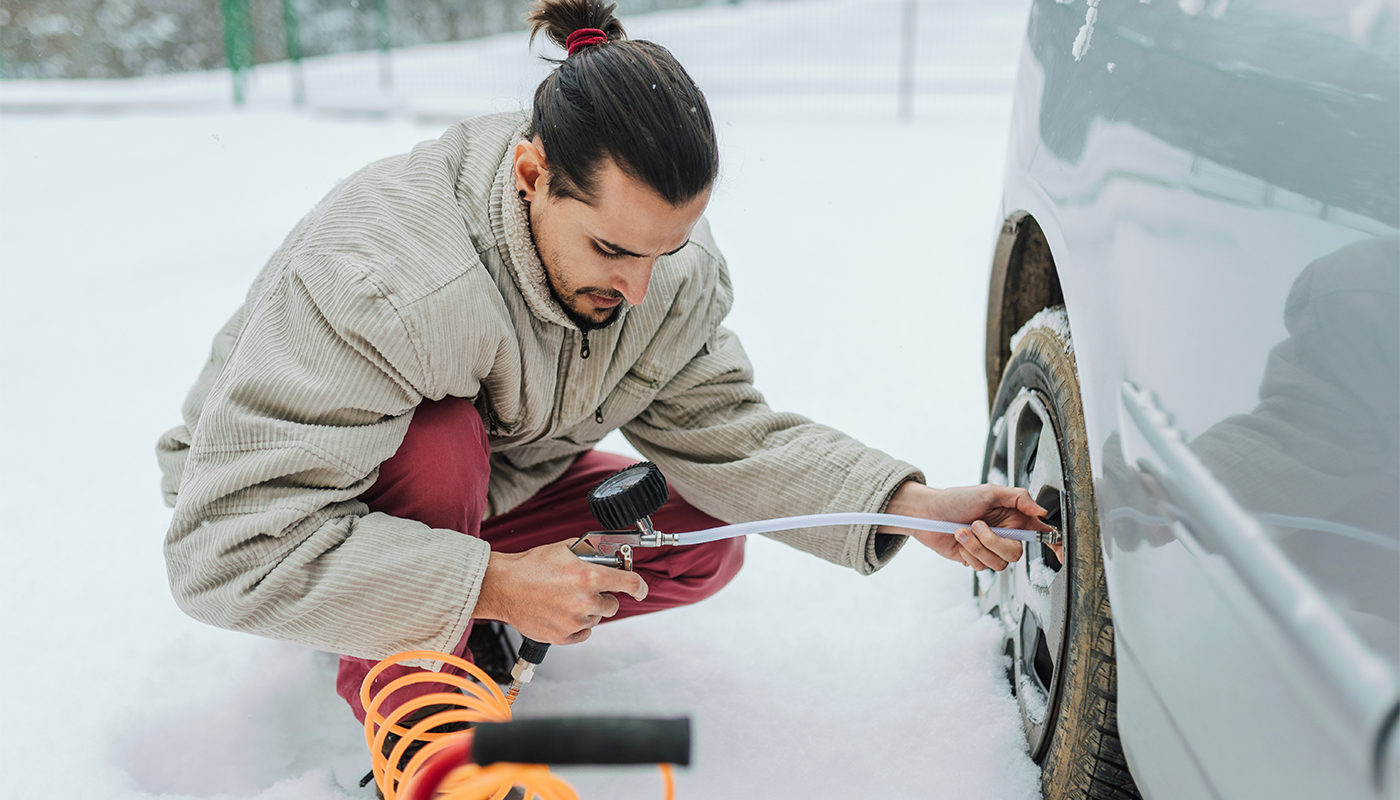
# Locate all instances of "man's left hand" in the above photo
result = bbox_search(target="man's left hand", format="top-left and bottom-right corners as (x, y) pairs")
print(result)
(880, 482), (1058, 570)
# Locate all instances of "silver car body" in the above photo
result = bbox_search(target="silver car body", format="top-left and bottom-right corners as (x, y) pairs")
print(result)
(986, 1), (1399, 797)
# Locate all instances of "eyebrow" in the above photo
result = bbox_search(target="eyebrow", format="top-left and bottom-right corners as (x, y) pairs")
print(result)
(597, 238), (691, 258)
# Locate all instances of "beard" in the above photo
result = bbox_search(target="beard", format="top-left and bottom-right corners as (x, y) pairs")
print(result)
(544, 270), (625, 332)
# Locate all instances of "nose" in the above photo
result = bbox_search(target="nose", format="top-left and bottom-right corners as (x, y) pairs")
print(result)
(612, 260), (653, 307)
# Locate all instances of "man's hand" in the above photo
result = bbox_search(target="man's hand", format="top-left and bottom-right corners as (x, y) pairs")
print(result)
(474, 541), (648, 645)
(881, 482), (1059, 570)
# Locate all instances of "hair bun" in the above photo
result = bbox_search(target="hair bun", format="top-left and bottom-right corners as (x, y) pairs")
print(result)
(527, 0), (626, 55)
(524, 0), (718, 207)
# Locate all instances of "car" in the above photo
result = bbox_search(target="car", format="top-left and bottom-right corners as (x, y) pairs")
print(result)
(971, 1), (1399, 798)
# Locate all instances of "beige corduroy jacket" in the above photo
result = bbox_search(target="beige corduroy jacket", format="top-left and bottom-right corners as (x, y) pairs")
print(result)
(157, 112), (922, 662)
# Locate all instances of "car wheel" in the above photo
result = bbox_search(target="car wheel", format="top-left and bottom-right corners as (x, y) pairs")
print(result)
(974, 307), (1141, 799)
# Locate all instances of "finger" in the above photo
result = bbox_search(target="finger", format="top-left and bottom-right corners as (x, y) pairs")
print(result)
(975, 520), (1024, 563)
(581, 562), (648, 600)
(563, 628), (592, 645)
(956, 525), (1010, 571)
(596, 592), (622, 619)
(958, 542), (1003, 571)
(1014, 490), (1051, 525)
(614, 572), (648, 602)
(586, 569), (649, 603)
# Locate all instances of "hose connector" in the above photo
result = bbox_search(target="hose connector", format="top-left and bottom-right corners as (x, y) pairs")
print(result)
(505, 637), (551, 704)
(509, 658), (537, 686)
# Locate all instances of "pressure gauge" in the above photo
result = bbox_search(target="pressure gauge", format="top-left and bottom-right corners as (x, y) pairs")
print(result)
(587, 461), (669, 530)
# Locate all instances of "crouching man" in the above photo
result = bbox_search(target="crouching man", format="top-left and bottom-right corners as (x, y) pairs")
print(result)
(156, 0), (1048, 762)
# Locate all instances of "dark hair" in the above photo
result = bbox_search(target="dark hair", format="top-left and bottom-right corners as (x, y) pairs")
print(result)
(525, 0), (719, 206)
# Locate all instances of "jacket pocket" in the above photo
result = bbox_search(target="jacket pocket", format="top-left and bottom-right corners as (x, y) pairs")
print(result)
(556, 368), (661, 446)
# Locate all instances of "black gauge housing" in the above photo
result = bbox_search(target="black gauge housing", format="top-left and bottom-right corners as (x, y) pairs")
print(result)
(587, 461), (669, 530)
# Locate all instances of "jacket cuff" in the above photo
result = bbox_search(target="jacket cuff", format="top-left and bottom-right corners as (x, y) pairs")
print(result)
(851, 467), (924, 574)
(403, 535), (492, 672)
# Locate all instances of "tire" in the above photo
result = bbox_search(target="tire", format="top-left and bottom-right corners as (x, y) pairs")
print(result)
(974, 308), (1142, 800)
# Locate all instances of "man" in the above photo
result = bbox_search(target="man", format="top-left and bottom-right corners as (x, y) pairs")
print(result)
(156, 0), (1047, 737)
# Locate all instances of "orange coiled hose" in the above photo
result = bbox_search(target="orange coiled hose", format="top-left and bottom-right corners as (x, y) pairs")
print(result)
(361, 650), (676, 800)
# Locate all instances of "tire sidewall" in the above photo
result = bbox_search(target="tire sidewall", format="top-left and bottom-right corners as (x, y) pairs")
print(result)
(984, 326), (1133, 799)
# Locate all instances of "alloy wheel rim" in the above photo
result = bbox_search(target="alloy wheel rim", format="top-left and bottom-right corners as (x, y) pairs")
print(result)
(976, 387), (1070, 757)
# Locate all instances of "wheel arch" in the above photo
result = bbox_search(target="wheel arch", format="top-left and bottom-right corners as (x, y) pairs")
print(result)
(984, 212), (1065, 412)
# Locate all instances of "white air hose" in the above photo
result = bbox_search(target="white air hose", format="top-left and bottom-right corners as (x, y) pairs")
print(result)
(672, 513), (1045, 545)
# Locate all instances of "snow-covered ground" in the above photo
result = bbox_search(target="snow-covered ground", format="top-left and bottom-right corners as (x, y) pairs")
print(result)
(0, 0), (1041, 797)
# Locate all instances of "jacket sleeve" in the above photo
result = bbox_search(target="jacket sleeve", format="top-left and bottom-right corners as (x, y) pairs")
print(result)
(620, 325), (923, 574)
(162, 250), (490, 664)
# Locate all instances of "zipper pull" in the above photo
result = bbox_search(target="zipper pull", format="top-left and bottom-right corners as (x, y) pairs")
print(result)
(595, 406), (604, 424)
(487, 410), (500, 437)
(580, 330), (591, 359)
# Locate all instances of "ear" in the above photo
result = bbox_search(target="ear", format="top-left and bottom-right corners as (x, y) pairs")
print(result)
(513, 139), (548, 202)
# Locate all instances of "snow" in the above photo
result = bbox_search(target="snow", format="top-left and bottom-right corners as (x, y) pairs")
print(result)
(1017, 674), (1048, 724)
(1071, 0), (1099, 61)
(1010, 305), (1074, 356)
(1029, 560), (1057, 591)
(0, 0), (1042, 797)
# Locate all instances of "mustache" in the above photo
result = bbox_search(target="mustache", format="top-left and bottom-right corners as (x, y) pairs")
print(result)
(575, 287), (625, 301)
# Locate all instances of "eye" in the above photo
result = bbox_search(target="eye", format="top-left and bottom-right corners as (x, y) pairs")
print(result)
(592, 242), (627, 260)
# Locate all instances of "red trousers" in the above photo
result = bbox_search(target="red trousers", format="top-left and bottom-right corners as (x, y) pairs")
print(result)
(334, 396), (745, 722)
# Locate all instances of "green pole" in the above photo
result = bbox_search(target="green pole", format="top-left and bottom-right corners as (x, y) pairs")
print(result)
(221, 0), (254, 104)
(282, 0), (305, 105)
(374, 0), (392, 90)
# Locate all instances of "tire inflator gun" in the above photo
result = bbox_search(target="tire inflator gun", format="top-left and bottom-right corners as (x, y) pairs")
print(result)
(504, 461), (1061, 702)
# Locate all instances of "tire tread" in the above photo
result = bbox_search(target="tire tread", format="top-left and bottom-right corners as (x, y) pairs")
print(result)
(990, 322), (1142, 800)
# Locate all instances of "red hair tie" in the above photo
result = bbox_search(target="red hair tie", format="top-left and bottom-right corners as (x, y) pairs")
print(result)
(565, 28), (608, 55)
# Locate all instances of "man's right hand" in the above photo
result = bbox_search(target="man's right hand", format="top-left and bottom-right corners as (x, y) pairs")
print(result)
(474, 541), (649, 645)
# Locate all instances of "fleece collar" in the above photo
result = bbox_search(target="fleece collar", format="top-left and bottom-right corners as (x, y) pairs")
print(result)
(490, 147), (580, 330)
(489, 143), (632, 334)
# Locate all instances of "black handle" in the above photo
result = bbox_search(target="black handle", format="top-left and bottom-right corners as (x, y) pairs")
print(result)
(517, 637), (550, 665)
(473, 717), (691, 766)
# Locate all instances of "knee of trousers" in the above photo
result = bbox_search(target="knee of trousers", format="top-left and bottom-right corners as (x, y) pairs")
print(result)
(360, 395), (492, 535)
(685, 535), (746, 595)
(635, 535), (746, 606)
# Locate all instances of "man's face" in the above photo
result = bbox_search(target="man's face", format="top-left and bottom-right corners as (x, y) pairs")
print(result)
(515, 142), (712, 329)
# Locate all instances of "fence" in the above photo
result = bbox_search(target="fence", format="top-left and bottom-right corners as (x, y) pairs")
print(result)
(219, 0), (931, 119)
(222, 0), (393, 104)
